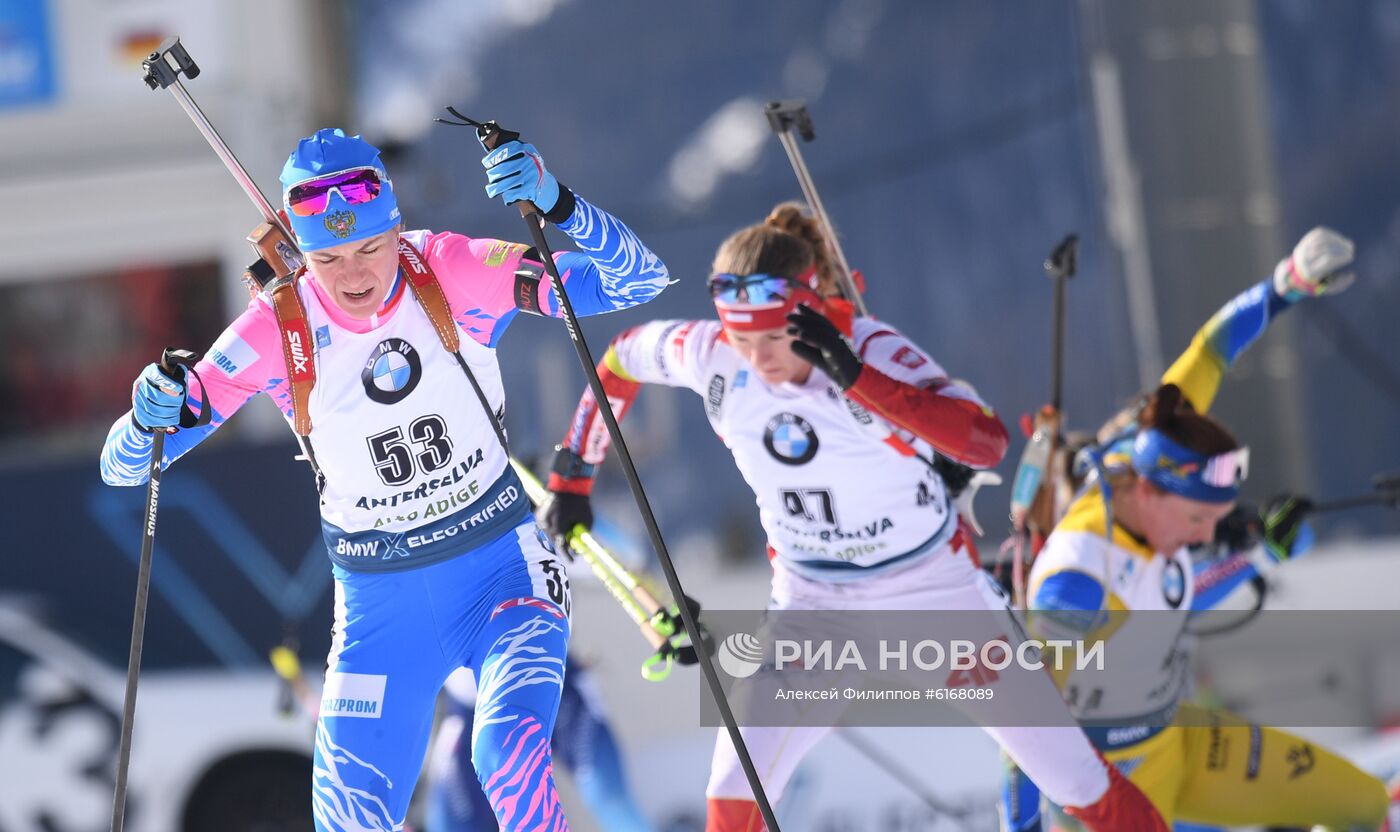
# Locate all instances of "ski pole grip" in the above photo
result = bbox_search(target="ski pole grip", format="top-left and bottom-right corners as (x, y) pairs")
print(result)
(158, 348), (211, 430)
(1044, 234), (1079, 280)
(476, 120), (522, 152)
(142, 36), (200, 90)
(159, 347), (198, 375)
(473, 120), (540, 219)
(764, 100), (816, 141)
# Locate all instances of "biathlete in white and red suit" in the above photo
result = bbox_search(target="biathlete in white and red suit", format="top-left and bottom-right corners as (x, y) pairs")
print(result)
(536, 202), (1169, 832)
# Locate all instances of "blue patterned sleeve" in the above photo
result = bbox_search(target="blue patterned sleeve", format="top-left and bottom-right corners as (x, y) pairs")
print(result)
(99, 411), (224, 486)
(100, 299), (285, 486)
(1199, 279), (1295, 368)
(547, 193), (671, 315)
(1163, 278), (1295, 412)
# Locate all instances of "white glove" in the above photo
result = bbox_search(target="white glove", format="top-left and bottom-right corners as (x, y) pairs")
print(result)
(1273, 226), (1355, 301)
(954, 470), (1002, 537)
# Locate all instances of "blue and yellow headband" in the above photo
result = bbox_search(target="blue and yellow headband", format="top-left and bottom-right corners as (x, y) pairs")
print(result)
(1130, 428), (1248, 504)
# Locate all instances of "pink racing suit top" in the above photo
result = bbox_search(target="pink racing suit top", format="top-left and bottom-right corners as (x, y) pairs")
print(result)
(102, 194), (670, 571)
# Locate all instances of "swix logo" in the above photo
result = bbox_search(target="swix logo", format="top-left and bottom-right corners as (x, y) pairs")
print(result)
(398, 240), (428, 277)
(287, 329), (311, 377)
(335, 538), (381, 559)
(145, 479), (160, 537)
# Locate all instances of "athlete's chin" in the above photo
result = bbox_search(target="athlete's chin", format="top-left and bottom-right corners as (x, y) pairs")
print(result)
(337, 290), (382, 318)
(755, 367), (791, 385)
(1157, 538), (1187, 556)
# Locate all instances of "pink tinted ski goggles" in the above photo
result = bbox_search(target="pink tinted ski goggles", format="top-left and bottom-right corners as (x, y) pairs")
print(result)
(283, 166), (387, 217)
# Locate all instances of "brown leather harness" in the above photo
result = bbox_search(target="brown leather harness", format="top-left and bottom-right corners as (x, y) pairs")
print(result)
(263, 237), (540, 484)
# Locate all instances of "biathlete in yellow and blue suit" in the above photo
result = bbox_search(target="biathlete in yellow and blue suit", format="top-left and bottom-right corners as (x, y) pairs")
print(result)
(1000, 227), (1395, 831)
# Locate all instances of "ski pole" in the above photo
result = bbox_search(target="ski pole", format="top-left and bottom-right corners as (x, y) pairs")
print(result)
(142, 38), (301, 281)
(1004, 234), (1078, 605)
(553, 519), (707, 681)
(1310, 493), (1400, 513)
(111, 348), (204, 832)
(141, 37), (326, 470)
(764, 101), (1004, 554)
(512, 460), (668, 655)
(1189, 478), (1400, 640)
(1309, 474), (1400, 514)
(438, 110), (782, 831)
(512, 460), (659, 602)
(512, 459), (706, 681)
(1045, 234), (1077, 418)
(764, 100), (867, 316)
(512, 459), (662, 618)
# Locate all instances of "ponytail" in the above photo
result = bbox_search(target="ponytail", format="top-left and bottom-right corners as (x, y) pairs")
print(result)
(712, 202), (841, 298)
(1136, 384), (1239, 457)
(762, 202), (841, 297)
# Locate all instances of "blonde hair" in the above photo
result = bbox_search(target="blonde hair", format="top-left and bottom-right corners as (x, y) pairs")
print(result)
(711, 202), (842, 297)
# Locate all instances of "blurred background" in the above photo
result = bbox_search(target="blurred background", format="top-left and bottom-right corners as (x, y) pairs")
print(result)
(1, 0), (1398, 829)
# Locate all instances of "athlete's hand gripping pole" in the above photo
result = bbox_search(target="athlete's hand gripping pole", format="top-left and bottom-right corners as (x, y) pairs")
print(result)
(142, 37), (302, 293)
(438, 109), (781, 830)
(764, 100), (868, 316)
(111, 348), (207, 832)
(512, 459), (709, 681)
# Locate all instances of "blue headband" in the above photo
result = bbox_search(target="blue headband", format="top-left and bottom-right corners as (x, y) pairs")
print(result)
(1130, 428), (1248, 503)
(280, 128), (401, 252)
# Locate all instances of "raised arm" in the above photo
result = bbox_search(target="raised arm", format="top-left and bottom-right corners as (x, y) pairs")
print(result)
(1163, 226), (1354, 413)
(478, 138), (669, 317)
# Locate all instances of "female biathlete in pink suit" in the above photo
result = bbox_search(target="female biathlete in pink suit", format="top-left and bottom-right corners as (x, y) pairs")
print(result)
(100, 128), (670, 831)
(536, 203), (1168, 831)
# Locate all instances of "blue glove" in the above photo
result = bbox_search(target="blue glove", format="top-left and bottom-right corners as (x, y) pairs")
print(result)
(481, 140), (560, 213)
(131, 362), (187, 433)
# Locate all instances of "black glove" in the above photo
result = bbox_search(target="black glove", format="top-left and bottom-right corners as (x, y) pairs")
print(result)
(932, 454), (976, 498)
(537, 491), (593, 561)
(1261, 493), (1313, 563)
(786, 304), (863, 390)
(1212, 503), (1261, 552)
(670, 592), (709, 666)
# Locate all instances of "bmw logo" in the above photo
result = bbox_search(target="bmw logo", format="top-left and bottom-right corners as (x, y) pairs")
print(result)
(1162, 559), (1186, 609)
(361, 338), (422, 404)
(763, 413), (819, 466)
